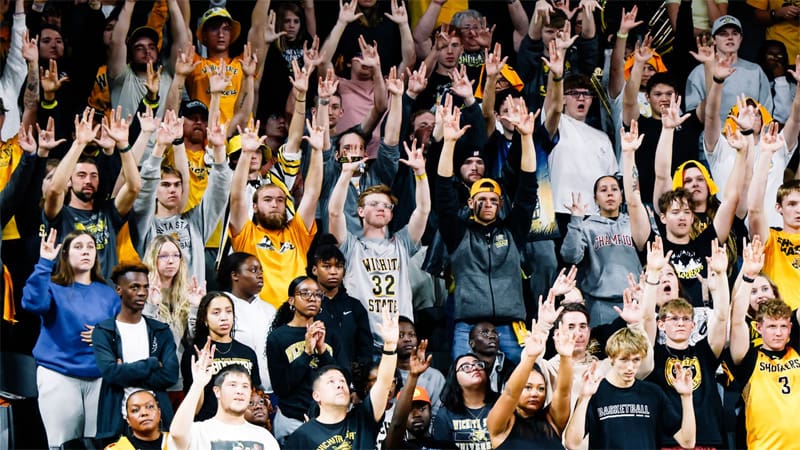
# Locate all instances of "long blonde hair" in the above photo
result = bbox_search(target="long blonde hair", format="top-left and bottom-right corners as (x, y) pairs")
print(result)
(143, 235), (191, 340)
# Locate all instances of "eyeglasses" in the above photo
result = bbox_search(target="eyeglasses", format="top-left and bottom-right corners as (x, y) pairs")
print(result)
(296, 290), (324, 301)
(157, 253), (181, 261)
(365, 200), (394, 210)
(457, 360), (486, 373)
(565, 90), (593, 99)
(478, 329), (499, 338)
(338, 155), (364, 163)
(248, 398), (267, 408)
(663, 316), (693, 323)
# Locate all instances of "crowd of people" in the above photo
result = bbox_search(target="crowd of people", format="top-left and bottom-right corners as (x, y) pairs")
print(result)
(0, 0), (799, 448)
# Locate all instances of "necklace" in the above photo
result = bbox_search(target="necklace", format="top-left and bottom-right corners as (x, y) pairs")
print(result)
(466, 404), (487, 421)
(214, 340), (233, 355)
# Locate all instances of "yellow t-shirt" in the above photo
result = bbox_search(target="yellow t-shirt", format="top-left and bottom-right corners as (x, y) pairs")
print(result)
(87, 65), (112, 119)
(409, 0), (469, 30)
(747, 0), (800, 59)
(743, 346), (800, 449)
(230, 215), (317, 308)
(764, 228), (800, 309)
(186, 56), (243, 125)
(0, 136), (22, 240)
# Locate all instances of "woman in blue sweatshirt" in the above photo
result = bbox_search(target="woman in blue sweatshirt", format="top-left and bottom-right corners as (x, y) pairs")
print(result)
(22, 229), (120, 448)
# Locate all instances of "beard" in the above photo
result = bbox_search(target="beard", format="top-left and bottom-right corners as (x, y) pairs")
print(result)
(255, 210), (288, 230)
(72, 186), (95, 203)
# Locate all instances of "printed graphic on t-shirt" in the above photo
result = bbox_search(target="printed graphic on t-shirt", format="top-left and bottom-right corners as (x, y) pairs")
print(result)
(595, 403), (652, 420)
(210, 440), (266, 450)
(451, 418), (491, 449)
(670, 249), (704, 280)
(775, 235), (800, 269)
(663, 355), (702, 390)
(74, 215), (110, 250)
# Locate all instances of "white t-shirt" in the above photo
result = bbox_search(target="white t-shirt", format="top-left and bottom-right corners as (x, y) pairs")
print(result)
(705, 133), (797, 228)
(170, 418), (280, 450)
(547, 113), (619, 215)
(117, 318), (150, 398)
(229, 293), (276, 393)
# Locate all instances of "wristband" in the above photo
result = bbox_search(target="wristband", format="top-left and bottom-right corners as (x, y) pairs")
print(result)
(742, 274), (756, 283)
(172, 137), (184, 146)
(143, 96), (160, 107)
(295, 96), (306, 103)
(415, 173), (427, 181)
(118, 145), (132, 153)
(41, 99), (58, 110)
(319, 98), (330, 106)
(645, 278), (660, 286)
(616, 32), (628, 39)
(382, 348), (397, 356)
(552, 74), (564, 82)
(712, 76), (725, 84)
(740, 128), (754, 136)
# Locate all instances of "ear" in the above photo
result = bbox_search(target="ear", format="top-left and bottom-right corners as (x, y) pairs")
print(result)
(231, 271), (240, 282)
(311, 265), (318, 277)
(115, 285), (123, 296)
(467, 198), (475, 209)
(659, 213), (667, 224)
(468, 338), (475, 348)
(656, 320), (666, 332)
(755, 322), (762, 334)
(357, 206), (365, 218)
(213, 385), (221, 399)
(776, 203), (783, 215)
(312, 389), (321, 403)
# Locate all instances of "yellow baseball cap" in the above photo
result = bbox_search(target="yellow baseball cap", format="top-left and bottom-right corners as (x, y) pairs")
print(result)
(196, 7), (241, 43)
(470, 178), (502, 198)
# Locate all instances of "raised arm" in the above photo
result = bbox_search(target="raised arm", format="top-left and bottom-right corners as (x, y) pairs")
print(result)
(170, 340), (215, 450)
(670, 365), (698, 449)
(643, 237), (671, 345)
(43, 109), (96, 220)
(384, 341), (432, 450)
(543, 28), (575, 138)
(528, 0), (554, 41)
(712, 123), (748, 241)
(488, 323), (547, 446)
(706, 239), (730, 357)
(246, 0), (271, 78)
(653, 94), (691, 214)
(228, 127), (261, 235)
(481, 43), (506, 135)
(230, 43), (257, 135)
(108, 0), (134, 79)
(609, 7), (642, 99)
(622, 35), (654, 127)
(564, 363), (602, 450)
(165, 45), (197, 114)
(620, 121), (650, 250)
(730, 236), (763, 364)
(358, 37), (388, 136)
(701, 49), (734, 153)
(166, 0), (189, 73)
(400, 139), (430, 243)
(747, 122), (783, 240)
(369, 312), (399, 423)
(385, 0), (415, 74)
(412, 0), (445, 59)
(550, 322), (577, 431)
(21, 30), (38, 131)
(783, 54), (800, 152)
(285, 59), (310, 155)
(105, 107), (140, 215)
(318, 0), (363, 72)
(296, 114), (326, 231)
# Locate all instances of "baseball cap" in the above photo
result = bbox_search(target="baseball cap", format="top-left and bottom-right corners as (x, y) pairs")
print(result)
(470, 178), (502, 199)
(180, 100), (209, 120)
(225, 133), (272, 162)
(127, 26), (160, 48)
(711, 15), (742, 36)
(396, 386), (432, 405)
(196, 7), (241, 42)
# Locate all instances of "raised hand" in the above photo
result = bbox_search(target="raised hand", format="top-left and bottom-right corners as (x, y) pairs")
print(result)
(553, 0), (578, 20)
(137, 105), (161, 134)
(148, 274), (162, 307)
(17, 124), (36, 155)
(209, 59), (232, 94)
(554, 319), (577, 357)
(156, 110), (184, 147)
(240, 42), (258, 78)
(21, 30), (38, 62)
(74, 107), (100, 146)
(534, 0), (554, 25)
(620, 120), (644, 154)
(614, 287), (644, 324)
(36, 116), (65, 155)
(441, 96), (470, 142)
(302, 115), (326, 151)
(661, 94), (691, 129)
(302, 36), (322, 70)
(523, 321), (547, 358)
(400, 138), (425, 175)
(175, 45), (199, 78)
(375, 309), (399, 351)
(728, 94), (756, 132)
(759, 121), (784, 154)
(93, 123), (116, 155)
(434, 24), (453, 51)
(689, 35), (715, 64)
(187, 275), (206, 308)
(39, 228), (61, 261)
(318, 68), (339, 100)
(633, 34), (655, 64)
(579, 361), (602, 397)
(537, 288), (564, 328)
(337, 0), (364, 24)
(384, 0), (408, 24)
(646, 235), (673, 272)
(551, 265), (578, 296)
(238, 119), (267, 153)
(483, 42), (507, 79)
(474, 16), (495, 49)
(554, 21), (578, 52)
(500, 97), (539, 136)
(448, 64), (474, 100)
(618, 5), (643, 34)
(145, 61), (162, 98)
(355, 36), (381, 72)
(542, 40), (565, 79)
(741, 236), (764, 279)
(40, 58), (69, 94)
(405, 61), (428, 97)
(386, 66), (404, 96)
(788, 54), (800, 84)
(104, 106), (132, 147)
(565, 192), (588, 216)
(289, 58), (310, 94)
(207, 114), (227, 150)
(409, 340), (432, 376)
(191, 337), (217, 386)
(712, 53), (736, 80)
(263, 10), (287, 44)
(724, 123), (747, 151)
(669, 362), (694, 396)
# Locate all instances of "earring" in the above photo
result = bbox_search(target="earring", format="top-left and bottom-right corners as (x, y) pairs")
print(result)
(289, 303), (295, 311)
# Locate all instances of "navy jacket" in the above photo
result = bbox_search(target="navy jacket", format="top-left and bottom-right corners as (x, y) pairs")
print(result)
(92, 316), (178, 439)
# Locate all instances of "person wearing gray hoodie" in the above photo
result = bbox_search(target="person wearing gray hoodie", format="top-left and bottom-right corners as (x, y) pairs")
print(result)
(560, 175), (643, 326)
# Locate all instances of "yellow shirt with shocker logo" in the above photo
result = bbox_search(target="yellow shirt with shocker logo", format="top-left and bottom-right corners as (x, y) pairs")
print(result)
(0, 137), (22, 240)
(764, 228), (800, 309)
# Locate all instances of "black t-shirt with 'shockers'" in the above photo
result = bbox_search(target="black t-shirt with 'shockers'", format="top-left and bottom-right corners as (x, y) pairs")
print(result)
(284, 396), (379, 450)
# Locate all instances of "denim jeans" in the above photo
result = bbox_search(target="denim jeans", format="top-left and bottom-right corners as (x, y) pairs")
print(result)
(452, 322), (522, 366)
